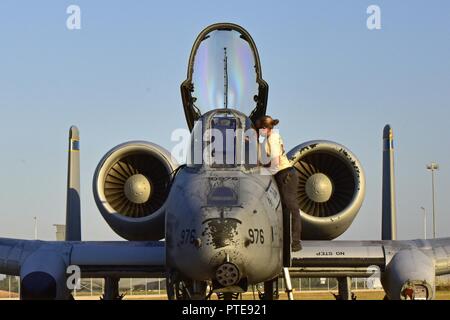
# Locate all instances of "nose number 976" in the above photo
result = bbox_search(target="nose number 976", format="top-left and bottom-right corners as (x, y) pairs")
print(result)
(248, 229), (264, 244)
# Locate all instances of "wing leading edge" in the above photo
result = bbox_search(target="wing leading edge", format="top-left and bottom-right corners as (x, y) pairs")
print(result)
(0, 238), (166, 278)
(290, 238), (450, 300)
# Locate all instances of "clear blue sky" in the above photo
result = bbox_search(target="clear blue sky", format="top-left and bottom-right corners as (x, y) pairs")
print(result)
(0, 0), (449, 241)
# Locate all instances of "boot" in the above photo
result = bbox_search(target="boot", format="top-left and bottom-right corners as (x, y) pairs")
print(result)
(291, 240), (302, 252)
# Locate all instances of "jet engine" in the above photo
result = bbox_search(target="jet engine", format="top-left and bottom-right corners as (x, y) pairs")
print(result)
(287, 141), (365, 240)
(93, 141), (178, 240)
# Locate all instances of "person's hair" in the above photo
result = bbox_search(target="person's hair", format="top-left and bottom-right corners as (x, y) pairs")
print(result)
(255, 115), (279, 129)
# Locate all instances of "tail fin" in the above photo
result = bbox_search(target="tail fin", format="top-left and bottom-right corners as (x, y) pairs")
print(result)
(382, 124), (397, 240)
(65, 126), (81, 241)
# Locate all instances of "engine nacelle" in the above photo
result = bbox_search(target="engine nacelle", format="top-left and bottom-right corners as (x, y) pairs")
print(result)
(287, 141), (365, 240)
(381, 249), (435, 300)
(93, 141), (178, 240)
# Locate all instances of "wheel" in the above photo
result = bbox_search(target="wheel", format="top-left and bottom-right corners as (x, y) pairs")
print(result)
(166, 272), (208, 300)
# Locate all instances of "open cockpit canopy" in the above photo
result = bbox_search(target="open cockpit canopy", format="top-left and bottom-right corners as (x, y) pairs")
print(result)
(181, 23), (268, 131)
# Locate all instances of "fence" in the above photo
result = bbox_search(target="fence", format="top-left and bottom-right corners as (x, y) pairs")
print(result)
(1, 275), (449, 298)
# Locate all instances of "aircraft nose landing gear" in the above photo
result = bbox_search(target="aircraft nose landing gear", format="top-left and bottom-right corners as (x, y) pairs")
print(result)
(166, 271), (208, 300)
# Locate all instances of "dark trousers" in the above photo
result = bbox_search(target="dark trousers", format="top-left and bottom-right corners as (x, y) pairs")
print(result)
(274, 167), (301, 243)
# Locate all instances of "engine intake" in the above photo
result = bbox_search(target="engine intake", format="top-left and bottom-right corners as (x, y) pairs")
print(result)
(93, 141), (178, 240)
(287, 141), (365, 240)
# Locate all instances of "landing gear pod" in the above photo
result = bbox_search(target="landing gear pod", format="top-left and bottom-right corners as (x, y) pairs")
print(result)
(20, 250), (68, 300)
(382, 248), (435, 300)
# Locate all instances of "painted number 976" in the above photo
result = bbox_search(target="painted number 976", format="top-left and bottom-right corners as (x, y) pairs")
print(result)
(248, 229), (264, 244)
(180, 229), (196, 245)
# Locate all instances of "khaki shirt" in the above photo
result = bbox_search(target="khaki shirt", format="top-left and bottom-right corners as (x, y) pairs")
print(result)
(260, 131), (291, 175)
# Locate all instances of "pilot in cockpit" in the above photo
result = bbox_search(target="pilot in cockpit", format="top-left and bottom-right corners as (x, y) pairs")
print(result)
(256, 116), (302, 252)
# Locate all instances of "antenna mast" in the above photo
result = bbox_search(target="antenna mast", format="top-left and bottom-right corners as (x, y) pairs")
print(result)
(223, 47), (228, 109)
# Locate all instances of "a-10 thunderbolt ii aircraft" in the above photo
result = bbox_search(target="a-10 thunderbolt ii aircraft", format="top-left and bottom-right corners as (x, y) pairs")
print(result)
(0, 23), (449, 300)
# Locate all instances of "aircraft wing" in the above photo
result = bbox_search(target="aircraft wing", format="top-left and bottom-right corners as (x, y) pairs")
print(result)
(290, 238), (450, 299)
(0, 237), (166, 278)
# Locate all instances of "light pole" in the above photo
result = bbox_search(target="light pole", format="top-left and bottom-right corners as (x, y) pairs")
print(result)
(130, 278), (133, 296)
(420, 206), (426, 239)
(426, 162), (439, 238)
(33, 216), (38, 240)
(145, 278), (148, 295)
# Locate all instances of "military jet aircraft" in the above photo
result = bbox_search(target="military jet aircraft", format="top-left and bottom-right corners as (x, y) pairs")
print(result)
(0, 22), (448, 300)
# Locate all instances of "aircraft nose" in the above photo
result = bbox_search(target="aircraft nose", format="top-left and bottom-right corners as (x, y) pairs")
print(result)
(169, 180), (278, 285)
(201, 217), (242, 250)
(200, 217), (244, 286)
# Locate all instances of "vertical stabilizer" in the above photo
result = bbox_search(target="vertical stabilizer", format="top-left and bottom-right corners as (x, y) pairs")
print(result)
(66, 126), (81, 241)
(382, 124), (397, 240)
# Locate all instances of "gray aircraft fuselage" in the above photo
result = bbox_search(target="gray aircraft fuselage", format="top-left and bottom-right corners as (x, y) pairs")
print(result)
(166, 167), (283, 285)
(165, 111), (283, 287)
